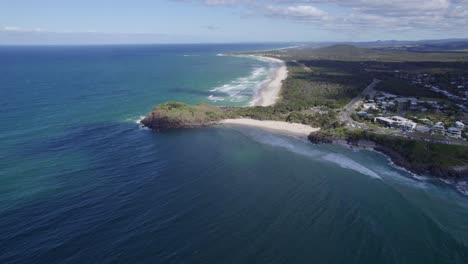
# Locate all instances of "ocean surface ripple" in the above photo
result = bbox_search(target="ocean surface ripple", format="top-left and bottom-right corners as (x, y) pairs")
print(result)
(0, 44), (467, 264)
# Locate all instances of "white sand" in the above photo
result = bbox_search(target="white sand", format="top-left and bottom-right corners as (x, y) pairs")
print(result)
(219, 56), (319, 137)
(248, 56), (288, 107)
(220, 119), (320, 138)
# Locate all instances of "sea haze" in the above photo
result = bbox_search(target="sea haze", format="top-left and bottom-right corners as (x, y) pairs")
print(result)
(0, 44), (467, 263)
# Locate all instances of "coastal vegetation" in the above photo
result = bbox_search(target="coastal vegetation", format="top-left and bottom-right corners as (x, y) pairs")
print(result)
(309, 129), (468, 178)
(141, 102), (225, 129)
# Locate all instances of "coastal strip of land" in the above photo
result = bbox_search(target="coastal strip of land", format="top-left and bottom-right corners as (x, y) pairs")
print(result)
(249, 56), (288, 107)
(220, 118), (319, 138)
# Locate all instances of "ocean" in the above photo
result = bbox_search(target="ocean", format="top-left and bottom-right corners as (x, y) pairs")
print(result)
(0, 44), (467, 263)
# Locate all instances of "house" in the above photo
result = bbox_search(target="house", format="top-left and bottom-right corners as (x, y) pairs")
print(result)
(357, 111), (368, 117)
(409, 101), (419, 111)
(396, 120), (417, 131)
(446, 127), (462, 139)
(374, 117), (395, 127)
(395, 98), (418, 104)
(455, 121), (465, 130)
(419, 118), (433, 126)
(431, 122), (446, 135)
(363, 103), (377, 110)
(415, 125), (430, 133)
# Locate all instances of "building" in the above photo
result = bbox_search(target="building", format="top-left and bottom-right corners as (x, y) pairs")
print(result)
(395, 98), (418, 104)
(446, 127), (462, 139)
(415, 125), (430, 133)
(374, 116), (417, 131)
(374, 117), (395, 127)
(455, 121), (465, 130)
(409, 101), (419, 111)
(357, 111), (368, 117)
(362, 103), (377, 110)
(419, 118), (433, 126)
(431, 122), (446, 135)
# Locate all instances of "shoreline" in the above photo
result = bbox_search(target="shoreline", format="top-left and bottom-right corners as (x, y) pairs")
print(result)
(230, 54), (288, 107)
(249, 55), (288, 107)
(219, 118), (320, 138)
(218, 55), (320, 138)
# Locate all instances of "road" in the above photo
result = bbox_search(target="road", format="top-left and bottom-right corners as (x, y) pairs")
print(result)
(291, 60), (312, 72)
(339, 78), (380, 127)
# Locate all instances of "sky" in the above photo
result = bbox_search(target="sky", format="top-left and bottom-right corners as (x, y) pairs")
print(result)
(0, 0), (467, 44)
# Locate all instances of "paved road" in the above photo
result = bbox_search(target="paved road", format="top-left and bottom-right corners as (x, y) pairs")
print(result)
(343, 78), (380, 113)
(339, 78), (380, 126)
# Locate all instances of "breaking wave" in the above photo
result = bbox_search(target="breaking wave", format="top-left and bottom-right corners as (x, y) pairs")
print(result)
(207, 55), (283, 105)
(126, 116), (149, 130)
(322, 153), (382, 179)
(236, 128), (382, 179)
(208, 66), (272, 104)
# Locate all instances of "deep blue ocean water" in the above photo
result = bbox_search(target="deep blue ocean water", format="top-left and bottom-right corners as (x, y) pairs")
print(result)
(0, 44), (467, 264)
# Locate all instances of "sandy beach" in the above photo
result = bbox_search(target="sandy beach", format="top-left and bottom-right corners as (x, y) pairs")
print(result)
(220, 119), (320, 138)
(220, 55), (319, 137)
(250, 56), (288, 107)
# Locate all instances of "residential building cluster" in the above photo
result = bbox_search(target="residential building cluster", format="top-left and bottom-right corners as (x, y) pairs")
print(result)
(354, 92), (466, 139)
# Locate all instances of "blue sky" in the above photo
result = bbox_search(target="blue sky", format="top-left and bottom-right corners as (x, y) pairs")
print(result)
(1, 0), (467, 44)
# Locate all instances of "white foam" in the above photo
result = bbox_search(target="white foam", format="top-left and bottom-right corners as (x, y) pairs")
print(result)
(322, 153), (382, 179)
(236, 128), (381, 179)
(380, 154), (426, 180)
(208, 66), (272, 104)
(208, 55), (284, 105)
(455, 181), (468, 196)
(126, 116), (150, 130)
(208, 95), (225, 102)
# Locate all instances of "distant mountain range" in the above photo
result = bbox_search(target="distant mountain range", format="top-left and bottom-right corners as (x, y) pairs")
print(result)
(295, 39), (468, 52)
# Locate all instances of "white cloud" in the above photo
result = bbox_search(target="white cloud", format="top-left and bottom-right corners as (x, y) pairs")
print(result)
(265, 5), (328, 20)
(0, 26), (45, 32)
(174, 0), (468, 34)
(1, 26), (22, 31)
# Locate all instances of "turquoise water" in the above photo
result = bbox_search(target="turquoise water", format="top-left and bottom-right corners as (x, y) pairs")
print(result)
(0, 44), (467, 263)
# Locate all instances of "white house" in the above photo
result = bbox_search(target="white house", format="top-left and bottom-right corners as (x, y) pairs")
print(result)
(375, 117), (395, 127)
(455, 121), (465, 130)
(431, 122), (446, 135)
(363, 103), (377, 110)
(446, 127), (462, 139)
(415, 125), (431, 133)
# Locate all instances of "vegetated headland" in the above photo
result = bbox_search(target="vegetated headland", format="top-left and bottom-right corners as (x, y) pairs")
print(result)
(141, 42), (468, 185)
